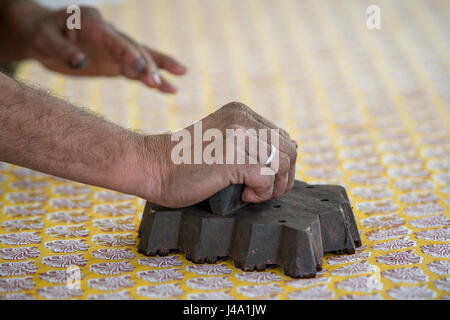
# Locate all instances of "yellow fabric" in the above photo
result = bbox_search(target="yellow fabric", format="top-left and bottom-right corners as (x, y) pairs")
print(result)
(1, 0), (449, 300)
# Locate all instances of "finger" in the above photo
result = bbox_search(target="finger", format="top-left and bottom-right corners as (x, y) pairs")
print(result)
(230, 131), (289, 200)
(230, 113), (298, 176)
(286, 140), (298, 191)
(270, 151), (290, 199)
(101, 25), (148, 79)
(232, 102), (292, 140)
(45, 32), (87, 69)
(115, 30), (162, 87)
(238, 163), (275, 203)
(146, 47), (187, 75)
(156, 76), (177, 94)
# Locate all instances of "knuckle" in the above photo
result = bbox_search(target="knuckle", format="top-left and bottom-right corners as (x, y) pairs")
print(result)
(222, 101), (249, 113)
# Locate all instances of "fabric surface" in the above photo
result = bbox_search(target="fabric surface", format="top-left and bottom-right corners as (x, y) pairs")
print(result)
(0, 0), (449, 300)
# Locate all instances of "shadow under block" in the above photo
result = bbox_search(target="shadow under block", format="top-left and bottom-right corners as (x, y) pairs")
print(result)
(138, 180), (362, 278)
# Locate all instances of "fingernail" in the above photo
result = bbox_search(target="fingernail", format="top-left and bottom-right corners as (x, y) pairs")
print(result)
(292, 140), (298, 152)
(152, 71), (161, 86)
(71, 53), (87, 69)
(136, 57), (147, 73)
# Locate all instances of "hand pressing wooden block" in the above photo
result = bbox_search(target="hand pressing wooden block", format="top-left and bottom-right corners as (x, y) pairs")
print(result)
(138, 180), (362, 278)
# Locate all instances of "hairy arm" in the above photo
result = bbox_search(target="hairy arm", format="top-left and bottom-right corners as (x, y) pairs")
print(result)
(0, 72), (159, 198)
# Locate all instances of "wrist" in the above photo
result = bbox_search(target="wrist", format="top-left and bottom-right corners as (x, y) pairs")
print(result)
(127, 133), (171, 202)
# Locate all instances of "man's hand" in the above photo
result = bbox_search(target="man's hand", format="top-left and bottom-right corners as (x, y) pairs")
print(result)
(0, 1), (186, 93)
(141, 102), (298, 208)
(0, 73), (297, 208)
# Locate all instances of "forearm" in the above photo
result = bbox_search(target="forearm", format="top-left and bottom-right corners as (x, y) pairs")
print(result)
(0, 0), (48, 63)
(0, 72), (156, 198)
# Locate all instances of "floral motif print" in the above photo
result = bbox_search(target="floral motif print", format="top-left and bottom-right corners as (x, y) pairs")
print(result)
(37, 285), (83, 299)
(0, 261), (37, 276)
(2, 217), (44, 231)
(47, 210), (90, 223)
(427, 261), (450, 275)
(0, 232), (41, 245)
(92, 234), (135, 247)
(416, 228), (450, 241)
(0, 276), (35, 292)
(88, 275), (135, 291)
(49, 196), (92, 209)
(46, 224), (89, 238)
(361, 213), (405, 229)
(89, 261), (134, 275)
(93, 217), (135, 232)
(188, 291), (234, 300)
(381, 267), (428, 283)
(288, 285), (334, 300)
(137, 283), (183, 299)
(388, 285), (436, 299)
(237, 283), (284, 298)
(39, 269), (85, 284)
(421, 244), (450, 258)
(92, 248), (136, 260)
(235, 272), (282, 283)
(372, 237), (416, 251)
(45, 239), (89, 253)
(137, 269), (184, 282)
(186, 263), (233, 275)
(376, 250), (423, 265)
(87, 290), (133, 300)
(356, 200), (399, 214)
(366, 226), (411, 241)
(336, 275), (383, 292)
(330, 261), (378, 276)
(403, 203), (445, 216)
(326, 251), (371, 265)
(434, 278), (450, 292)
(0, 246), (40, 260)
(94, 202), (136, 216)
(138, 255), (183, 268)
(287, 277), (331, 288)
(187, 276), (233, 290)
(3, 204), (46, 217)
(410, 214), (450, 229)
(42, 254), (87, 268)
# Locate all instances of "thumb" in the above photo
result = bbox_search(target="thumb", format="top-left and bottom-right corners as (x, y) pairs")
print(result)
(47, 32), (87, 69)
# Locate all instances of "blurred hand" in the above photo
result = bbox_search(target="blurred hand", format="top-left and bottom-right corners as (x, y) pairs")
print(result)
(142, 102), (298, 208)
(15, 4), (187, 93)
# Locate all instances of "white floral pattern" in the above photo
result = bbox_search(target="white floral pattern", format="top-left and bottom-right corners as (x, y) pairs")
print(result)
(88, 275), (135, 291)
(1, 0), (449, 300)
(44, 239), (89, 253)
(388, 285), (436, 299)
(137, 269), (184, 282)
(0, 276), (35, 292)
(137, 283), (183, 299)
(0, 261), (37, 276)
(187, 276), (233, 290)
(381, 267), (428, 283)
(336, 275), (383, 292)
(89, 261), (135, 275)
(0, 246), (40, 260)
(288, 285), (335, 300)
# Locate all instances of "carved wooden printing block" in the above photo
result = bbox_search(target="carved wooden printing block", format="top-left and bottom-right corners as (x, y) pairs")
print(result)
(138, 180), (362, 278)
